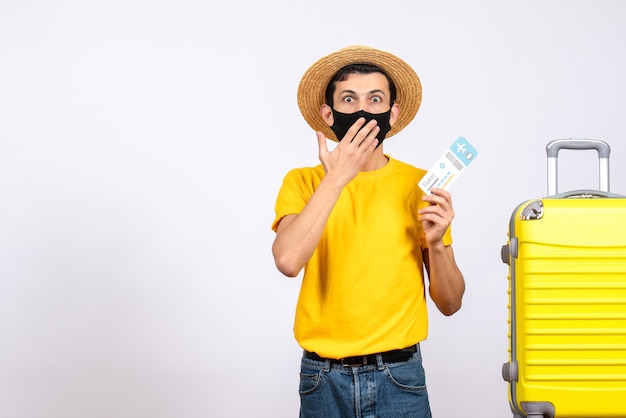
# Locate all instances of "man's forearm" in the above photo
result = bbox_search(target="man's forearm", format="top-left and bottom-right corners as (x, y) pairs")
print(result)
(272, 176), (345, 277)
(427, 244), (465, 316)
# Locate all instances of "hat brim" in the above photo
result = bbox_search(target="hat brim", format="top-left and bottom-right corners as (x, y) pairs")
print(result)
(297, 45), (422, 142)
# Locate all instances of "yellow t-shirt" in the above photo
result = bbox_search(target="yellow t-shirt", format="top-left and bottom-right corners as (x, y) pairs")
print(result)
(272, 156), (452, 359)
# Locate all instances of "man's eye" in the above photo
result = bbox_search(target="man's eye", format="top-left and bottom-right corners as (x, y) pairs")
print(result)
(343, 97), (354, 103)
(372, 96), (382, 103)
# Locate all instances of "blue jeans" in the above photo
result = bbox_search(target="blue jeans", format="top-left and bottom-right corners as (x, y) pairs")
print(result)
(299, 345), (431, 418)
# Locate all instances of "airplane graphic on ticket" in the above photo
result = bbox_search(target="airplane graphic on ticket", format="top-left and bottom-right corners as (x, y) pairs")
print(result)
(418, 136), (478, 194)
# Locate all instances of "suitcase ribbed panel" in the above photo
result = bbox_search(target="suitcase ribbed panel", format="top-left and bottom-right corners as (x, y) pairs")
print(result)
(510, 199), (626, 417)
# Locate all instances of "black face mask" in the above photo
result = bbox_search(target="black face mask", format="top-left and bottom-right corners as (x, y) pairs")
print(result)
(330, 109), (392, 144)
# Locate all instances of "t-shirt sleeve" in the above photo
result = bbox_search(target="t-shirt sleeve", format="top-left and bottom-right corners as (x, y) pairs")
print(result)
(442, 226), (453, 246)
(272, 169), (310, 232)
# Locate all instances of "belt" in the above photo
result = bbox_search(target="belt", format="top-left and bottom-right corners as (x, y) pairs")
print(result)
(303, 344), (417, 367)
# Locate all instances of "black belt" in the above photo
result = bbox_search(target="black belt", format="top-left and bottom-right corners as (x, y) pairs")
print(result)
(303, 344), (417, 367)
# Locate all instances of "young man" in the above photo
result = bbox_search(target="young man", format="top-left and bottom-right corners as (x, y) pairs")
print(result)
(271, 45), (465, 418)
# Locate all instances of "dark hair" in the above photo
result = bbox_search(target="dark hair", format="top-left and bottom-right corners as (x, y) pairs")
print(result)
(324, 63), (397, 107)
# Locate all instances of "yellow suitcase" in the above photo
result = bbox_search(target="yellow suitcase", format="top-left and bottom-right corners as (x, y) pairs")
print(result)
(501, 139), (626, 418)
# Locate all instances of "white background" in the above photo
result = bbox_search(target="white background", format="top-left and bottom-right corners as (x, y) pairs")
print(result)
(1, 1), (625, 417)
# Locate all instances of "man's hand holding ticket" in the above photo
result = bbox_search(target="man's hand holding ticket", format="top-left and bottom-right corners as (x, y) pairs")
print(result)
(418, 136), (478, 194)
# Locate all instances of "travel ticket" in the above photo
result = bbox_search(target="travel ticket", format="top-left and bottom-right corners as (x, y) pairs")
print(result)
(418, 136), (478, 194)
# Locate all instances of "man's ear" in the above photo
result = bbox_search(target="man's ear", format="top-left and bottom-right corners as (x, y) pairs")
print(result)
(389, 103), (400, 127)
(320, 104), (334, 126)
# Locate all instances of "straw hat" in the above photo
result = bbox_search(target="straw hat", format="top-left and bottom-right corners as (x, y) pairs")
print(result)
(297, 45), (422, 141)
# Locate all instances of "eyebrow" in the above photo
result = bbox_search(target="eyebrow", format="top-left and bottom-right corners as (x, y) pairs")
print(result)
(338, 88), (387, 96)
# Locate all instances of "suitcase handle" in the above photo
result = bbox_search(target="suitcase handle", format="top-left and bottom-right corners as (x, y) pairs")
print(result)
(546, 138), (610, 196)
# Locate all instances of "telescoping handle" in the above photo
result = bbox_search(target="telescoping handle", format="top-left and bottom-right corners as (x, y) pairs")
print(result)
(546, 138), (611, 196)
